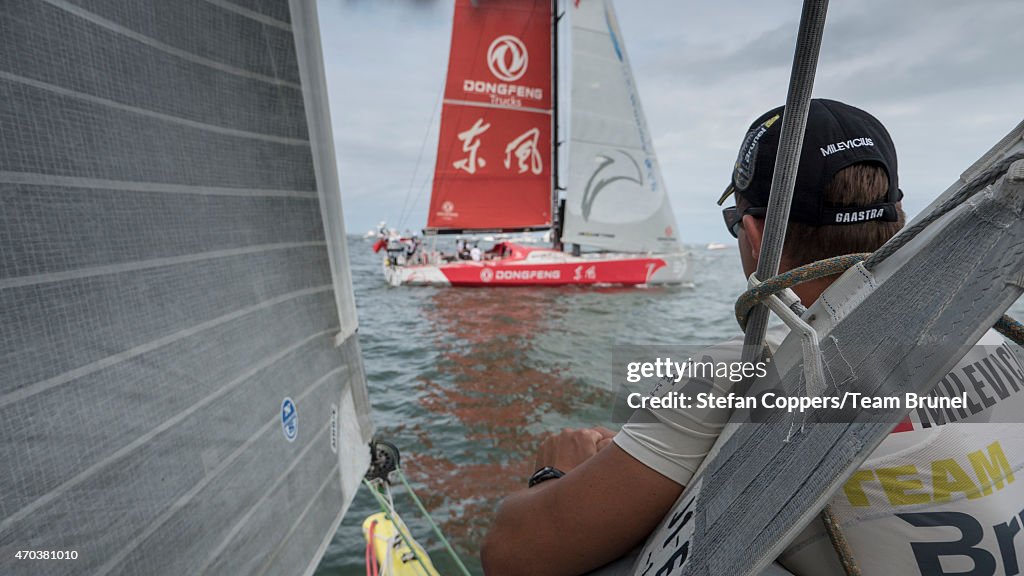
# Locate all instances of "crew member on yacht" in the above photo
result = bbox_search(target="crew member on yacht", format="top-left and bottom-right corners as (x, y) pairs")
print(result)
(481, 100), (1024, 576)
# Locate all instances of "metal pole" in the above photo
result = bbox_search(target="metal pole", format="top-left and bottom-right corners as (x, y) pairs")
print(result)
(551, 0), (562, 248)
(741, 0), (830, 364)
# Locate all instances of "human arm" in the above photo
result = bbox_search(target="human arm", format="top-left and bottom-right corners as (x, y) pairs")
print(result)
(480, 430), (684, 576)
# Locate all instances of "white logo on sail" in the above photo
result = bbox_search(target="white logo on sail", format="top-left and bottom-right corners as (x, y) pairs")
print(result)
(487, 35), (528, 82)
(435, 200), (458, 220)
(452, 118), (491, 174)
(504, 128), (542, 175)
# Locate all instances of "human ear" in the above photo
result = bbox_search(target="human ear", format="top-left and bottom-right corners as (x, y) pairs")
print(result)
(741, 215), (765, 261)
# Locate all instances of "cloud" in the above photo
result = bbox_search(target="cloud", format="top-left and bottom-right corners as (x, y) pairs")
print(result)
(322, 0), (1024, 241)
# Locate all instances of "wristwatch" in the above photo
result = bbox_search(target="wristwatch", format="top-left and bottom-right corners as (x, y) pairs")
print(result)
(528, 466), (565, 488)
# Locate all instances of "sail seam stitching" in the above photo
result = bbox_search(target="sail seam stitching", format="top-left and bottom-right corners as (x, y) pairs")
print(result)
(196, 421), (336, 574)
(39, 0), (302, 89)
(0, 242), (326, 290)
(92, 364), (346, 575)
(255, 457), (341, 576)
(0, 171), (319, 199)
(0, 70), (309, 146)
(0, 326), (338, 533)
(0, 285), (333, 411)
(201, 0), (292, 31)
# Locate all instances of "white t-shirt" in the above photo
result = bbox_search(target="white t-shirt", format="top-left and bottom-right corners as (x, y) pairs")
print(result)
(470, 247), (481, 261)
(616, 327), (1024, 576)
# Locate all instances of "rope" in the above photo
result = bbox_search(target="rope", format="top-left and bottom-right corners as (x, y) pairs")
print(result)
(995, 314), (1024, 346)
(396, 86), (445, 230)
(366, 519), (379, 576)
(865, 151), (1024, 270)
(362, 478), (430, 573)
(396, 469), (473, 576)
(362, 472), (473, 576)
(820, 505), (861, 576)
(735, 256), (1024, 349)
(735, 254), (869, 329)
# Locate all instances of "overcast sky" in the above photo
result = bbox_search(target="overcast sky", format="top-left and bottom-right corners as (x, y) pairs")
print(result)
(318, 0), (1024, 242)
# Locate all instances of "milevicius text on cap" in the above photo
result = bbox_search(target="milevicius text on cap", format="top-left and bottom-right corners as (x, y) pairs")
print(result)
(717, 99), (902, 226)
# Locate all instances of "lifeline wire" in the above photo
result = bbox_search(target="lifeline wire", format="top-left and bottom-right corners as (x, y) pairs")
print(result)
(396, 469), (474, 576)
(362, 478), (431, 574)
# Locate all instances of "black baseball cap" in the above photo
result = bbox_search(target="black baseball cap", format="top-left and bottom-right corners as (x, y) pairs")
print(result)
(717, 99), (902, 226)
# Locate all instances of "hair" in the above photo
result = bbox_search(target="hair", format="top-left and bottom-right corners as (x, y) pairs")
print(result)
(738, 163), (906, 268)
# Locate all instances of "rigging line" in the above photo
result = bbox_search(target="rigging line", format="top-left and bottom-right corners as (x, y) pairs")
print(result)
(398, 83), (445, 230)
(363, 479), (431, 573)
(396, 469), (473, 576)
(865, 152), (1024, 270)
(402, 175), (436, 235)
(741, 0), (829, 365)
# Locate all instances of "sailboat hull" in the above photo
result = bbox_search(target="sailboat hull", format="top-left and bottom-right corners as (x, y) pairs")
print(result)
(383, 243), (690, 287)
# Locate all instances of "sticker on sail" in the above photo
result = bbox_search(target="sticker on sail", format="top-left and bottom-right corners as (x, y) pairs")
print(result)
(330, 403), (338, 453)
(637, 478), (702, 575)
(281, 397), (297, 442)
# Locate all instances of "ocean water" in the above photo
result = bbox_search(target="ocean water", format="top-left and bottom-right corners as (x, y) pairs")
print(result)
(314, 238), (749, 575)
(314, 236), (1024, 575)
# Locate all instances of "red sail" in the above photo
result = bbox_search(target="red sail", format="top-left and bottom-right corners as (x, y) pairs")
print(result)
(427, 0), (553, 232)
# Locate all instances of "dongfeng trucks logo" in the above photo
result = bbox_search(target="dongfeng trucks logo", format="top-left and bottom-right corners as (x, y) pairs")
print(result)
(437, 200), (458, 220)
(480, 268), (494, 283)
(487, 35), (528, 82)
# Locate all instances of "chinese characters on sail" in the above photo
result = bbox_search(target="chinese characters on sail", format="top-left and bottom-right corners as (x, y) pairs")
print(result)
(452, 122), (543, 177)
(431, 108), (552, 230)
(428, 0), (552, 231)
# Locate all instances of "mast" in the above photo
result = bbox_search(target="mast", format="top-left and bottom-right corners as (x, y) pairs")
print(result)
(552, 0), (562, 249)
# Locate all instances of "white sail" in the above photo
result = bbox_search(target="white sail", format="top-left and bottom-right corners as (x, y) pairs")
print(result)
(562, 0), (682, 253)
(0, 1), (372, 575)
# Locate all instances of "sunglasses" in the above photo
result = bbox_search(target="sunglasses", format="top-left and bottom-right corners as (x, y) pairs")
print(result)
(722, 206), (767, 238)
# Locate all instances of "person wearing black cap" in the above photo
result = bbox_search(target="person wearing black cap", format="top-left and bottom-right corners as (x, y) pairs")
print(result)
(482, 101), (1024, 576)
(717, 98), (904, 303)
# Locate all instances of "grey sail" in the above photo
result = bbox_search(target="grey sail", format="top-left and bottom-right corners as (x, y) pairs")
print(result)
(562, 0), (682, 253)
(0, 1), (373, 575)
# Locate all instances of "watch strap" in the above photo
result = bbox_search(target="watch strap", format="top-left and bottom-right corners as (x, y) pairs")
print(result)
(528, 466), (565, 488)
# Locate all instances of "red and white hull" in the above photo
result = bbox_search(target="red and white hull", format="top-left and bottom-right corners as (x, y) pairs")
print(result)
(383, 242), (690, 287)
